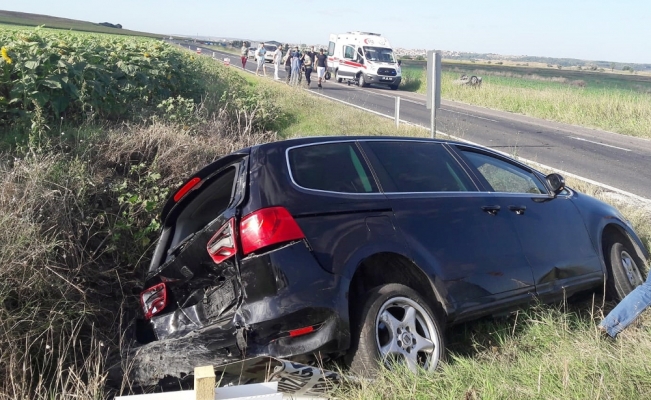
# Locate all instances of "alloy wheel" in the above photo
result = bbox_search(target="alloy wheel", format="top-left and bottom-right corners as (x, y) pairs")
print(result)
(375, 296), (440, 372)
(621, 250), (643, 287)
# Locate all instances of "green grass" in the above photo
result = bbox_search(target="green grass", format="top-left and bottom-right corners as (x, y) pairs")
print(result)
(340, 304), (651, 399)
(0, 10), (162, 38)
(399, 64), (651, 137)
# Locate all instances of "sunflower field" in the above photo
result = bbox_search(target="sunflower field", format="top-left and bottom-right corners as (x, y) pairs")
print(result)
(0, 26), (205, 129)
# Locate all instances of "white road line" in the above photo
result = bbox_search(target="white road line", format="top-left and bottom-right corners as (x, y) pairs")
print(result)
(356, 87), (426, 106)
(307, 91), (650, 203)
(440, 108), (499, 123)
(569, 136), (632, 152)
(356, 87), (499, 122)
(309, 90), (408, 121)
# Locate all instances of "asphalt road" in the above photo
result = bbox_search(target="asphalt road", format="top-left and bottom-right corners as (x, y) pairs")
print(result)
(188, 44), (651, 199)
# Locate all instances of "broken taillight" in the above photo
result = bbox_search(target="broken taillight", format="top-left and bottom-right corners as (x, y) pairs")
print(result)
(140, 283), (167, 319)
(173, 177), (201, 202)
(207, 218), (237, 264)
(240, 207), (305, 256)
(206, 207), (305, 265)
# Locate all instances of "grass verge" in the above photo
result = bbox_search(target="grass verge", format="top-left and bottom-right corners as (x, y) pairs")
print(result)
(340, 304), (651, 399)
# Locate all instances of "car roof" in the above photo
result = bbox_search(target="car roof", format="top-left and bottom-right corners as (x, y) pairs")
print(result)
(254, 135), (459, 149)
(250, 136), (545, 176)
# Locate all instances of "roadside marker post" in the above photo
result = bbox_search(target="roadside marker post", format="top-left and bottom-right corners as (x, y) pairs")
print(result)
(395, 96), (400, 128)
(194, 365), (215, 400)
(426, 50), (442, 138)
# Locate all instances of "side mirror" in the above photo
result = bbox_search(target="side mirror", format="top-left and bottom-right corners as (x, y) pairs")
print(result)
(397, 60), (402, 66)
(546, 173), (565, 195)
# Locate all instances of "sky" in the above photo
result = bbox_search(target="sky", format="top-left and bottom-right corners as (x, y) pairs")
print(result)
(4, 0), (651, 64)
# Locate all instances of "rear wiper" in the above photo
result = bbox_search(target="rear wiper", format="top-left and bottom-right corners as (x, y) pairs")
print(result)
(166, 232), (197, 257)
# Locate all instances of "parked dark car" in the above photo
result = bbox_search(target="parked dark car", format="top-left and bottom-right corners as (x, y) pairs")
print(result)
(129, 136), (648, 385)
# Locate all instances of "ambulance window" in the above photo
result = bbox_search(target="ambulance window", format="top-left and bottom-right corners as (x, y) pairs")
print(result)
(328, 41), (335, 56)
(344, 46), (354, 59)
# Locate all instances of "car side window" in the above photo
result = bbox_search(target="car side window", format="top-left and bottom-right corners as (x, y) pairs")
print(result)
(344, 46), (354, 59)
(288, 143), (379, 194)
(461, 150), (548, 194)
(365, 141), (476, 193)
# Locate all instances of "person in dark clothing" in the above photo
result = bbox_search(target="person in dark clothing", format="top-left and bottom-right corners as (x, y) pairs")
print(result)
(315, 49), (328, 88)
(283, 48), (293, 83)
(302, 47), (315, 87)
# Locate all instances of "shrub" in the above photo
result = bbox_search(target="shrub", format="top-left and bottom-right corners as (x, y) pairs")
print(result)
(0, 27), (205, 129)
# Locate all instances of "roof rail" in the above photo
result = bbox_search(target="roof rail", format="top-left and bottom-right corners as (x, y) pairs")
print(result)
(346, 31), (382, 36)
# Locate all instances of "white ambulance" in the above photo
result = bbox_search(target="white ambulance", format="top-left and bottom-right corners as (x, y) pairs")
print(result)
(326, 31), (401, 90)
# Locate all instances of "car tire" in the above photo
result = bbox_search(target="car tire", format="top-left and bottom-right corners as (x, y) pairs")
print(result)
(336, 70), (343, 83)
(606, 239), (646, 300)
(358, 73), (368, 87)
(390, 84), (399, 90)
(345, 283), (444, 377)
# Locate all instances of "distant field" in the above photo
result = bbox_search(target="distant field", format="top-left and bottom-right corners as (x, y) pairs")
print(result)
(401, 60), (651, 92)
(0, 9), (162, 38)
(399, 60), (651, 137)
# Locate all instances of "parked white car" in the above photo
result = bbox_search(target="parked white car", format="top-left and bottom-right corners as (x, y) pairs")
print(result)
(263, 44), (277, 63)
(247, 47), (256, 59)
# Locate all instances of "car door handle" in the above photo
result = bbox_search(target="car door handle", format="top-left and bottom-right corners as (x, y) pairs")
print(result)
(509, 205), (527, 215)
(481, 205), (501, 215)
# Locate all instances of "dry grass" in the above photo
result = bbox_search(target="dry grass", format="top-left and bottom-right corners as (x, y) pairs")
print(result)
(0, 116), (275, 398)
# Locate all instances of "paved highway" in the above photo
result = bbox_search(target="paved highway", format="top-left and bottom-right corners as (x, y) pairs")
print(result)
(188, 44), (651, 199)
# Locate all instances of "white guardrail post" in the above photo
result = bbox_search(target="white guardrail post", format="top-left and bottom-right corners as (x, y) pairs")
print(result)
(395, 96), (400, 128)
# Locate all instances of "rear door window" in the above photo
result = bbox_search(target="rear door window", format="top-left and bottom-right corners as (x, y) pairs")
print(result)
(288, 142), (378, 193)
(460, 150), (548, 194)
(169, 166), (237, 250)
(364, 141), (476, 192)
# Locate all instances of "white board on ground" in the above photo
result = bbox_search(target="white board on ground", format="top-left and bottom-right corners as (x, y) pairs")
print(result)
(114, 382), (285, 400)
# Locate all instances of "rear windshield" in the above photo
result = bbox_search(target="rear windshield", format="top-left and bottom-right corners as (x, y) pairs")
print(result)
(168, 167), (237, 251)
(288, 142), (378, 194)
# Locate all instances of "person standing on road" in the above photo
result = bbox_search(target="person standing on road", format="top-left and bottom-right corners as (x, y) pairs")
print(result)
(315, 48), (328, 88)
(599, 273), (651, 338)
(290, 48), (301, 86)
(273, 45), (283, 80)
(283, 47), (293, 84)
(255, 43), (267, 77)
(301, 46), (315, 87)
(240, 43), (248, 69)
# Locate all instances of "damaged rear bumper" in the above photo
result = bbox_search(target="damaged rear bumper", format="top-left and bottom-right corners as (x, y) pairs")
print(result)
(125, 241), (350, 386)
